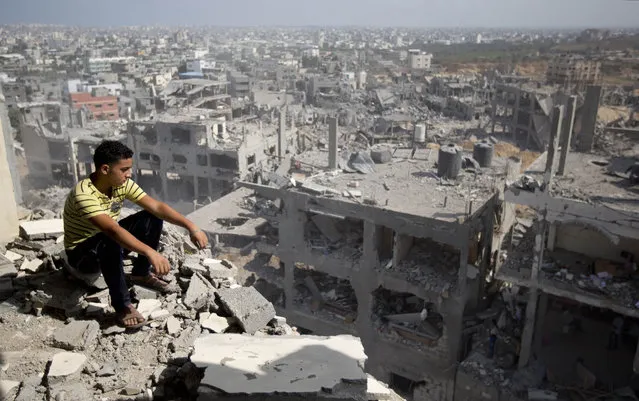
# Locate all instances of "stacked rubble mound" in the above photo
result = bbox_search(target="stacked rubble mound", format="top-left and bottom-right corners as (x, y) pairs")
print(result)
(0, 199), (403, 401)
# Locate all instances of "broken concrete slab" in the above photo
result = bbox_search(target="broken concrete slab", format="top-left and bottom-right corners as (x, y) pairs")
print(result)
(203, 259), (237, 279)
(19, 258), (43, 273)
(47, 352), (87, 385)
(52, 320), (100, 351)
(137, 299), (162, 319)
(180, 262), (208, 277)
(200, 314), (231, 333)
(183, 272), (215, 311)
(166, 316), (181, 335)
(150, 309), (170, 320)
(191, 334), (367, 395)
(217, 286), (276, 335)
(367, 374), (392, 400)
(0, 380), (20, 400)
(4, 250), (23, 262)
(131, 285), (159, 300)
(19, 219), (64, 240)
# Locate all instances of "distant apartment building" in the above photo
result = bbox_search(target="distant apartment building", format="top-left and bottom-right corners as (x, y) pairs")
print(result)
(228, 71), (253, 98)
(127, 110), (291, 207)
(408, 50), (433, 70)
(85, 57), (135, 74)
(546, 54), (601, 90)
(186, 59), (216, 74)
(70, 92), (119, 120)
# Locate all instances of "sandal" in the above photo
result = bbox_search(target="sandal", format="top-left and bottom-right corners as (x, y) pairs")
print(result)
(128, 273), (174, 294)
(117, 308), (151, 329)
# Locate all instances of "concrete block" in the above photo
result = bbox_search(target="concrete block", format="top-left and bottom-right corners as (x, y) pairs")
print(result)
(201, 314), (231, 333)
(137, 299), (162, 319)
(131, 285), (159, 300)
(150, 309), (170, 320)
(166, 316), (181, 335)
(180, 262), (207, 277)
(0, 380), (20, 400)
(52, 320), (100, 351)
(47, 352), (86, 385)
(191, 334), (367, 395)
(4, 250), (22, 262)
(217, 287), (276, 334)
(19, 258), (43, 273)
(367, 374), (391, 400)
(204, 259), (236, 279)
(183, 272), (215, 311)
(19, 219), (64, 240)
(371, 149), (392, 164)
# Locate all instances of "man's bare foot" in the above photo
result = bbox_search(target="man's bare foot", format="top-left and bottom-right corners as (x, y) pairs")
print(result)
(117, 304), (147, 329)
(129, 274), (175, 294)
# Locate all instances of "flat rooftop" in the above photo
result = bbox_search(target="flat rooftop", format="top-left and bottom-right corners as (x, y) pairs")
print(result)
(291, 146), (508, 221)
(519, 151), (639, 214)
(187, 187), (279, 242)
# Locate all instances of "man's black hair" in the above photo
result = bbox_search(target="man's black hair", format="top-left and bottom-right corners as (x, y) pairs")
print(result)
(94, 140), (134, 169)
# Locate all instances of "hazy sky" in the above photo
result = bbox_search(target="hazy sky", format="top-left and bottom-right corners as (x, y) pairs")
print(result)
(1, 0), (638, 28)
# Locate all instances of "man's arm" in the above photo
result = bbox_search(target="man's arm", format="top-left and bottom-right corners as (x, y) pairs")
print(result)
(88, 214), (171, 275)
(136, 195), (208, 249)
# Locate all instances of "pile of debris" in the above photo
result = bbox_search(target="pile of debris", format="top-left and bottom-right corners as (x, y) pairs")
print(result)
(0, 200), (403, 401)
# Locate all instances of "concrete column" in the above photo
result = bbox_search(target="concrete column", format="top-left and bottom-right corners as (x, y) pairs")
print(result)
(0, 94), (21, 204)
(67, 137), (79, 183)
(519, 220), (547, 368)
(193, 175), (199, 203)
(328, 116), (338, 170)
(0, 107), (19, 243)
(547, 223), (557, 251)
(557, 96), (577, 176)
(532, 292), (549, 357)
(278, 108), (286, 159)
(577, 85), (602, 152)
(544, 105), (564, 186)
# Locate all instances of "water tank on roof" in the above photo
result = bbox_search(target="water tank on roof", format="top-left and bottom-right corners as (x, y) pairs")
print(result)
(438, 144), (462, 179)
(473, 140), (494, 168)
(414, 123), (426, 143)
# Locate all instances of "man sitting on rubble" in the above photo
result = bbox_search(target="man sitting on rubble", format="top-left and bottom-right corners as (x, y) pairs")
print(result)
(63, 140), (209, 328)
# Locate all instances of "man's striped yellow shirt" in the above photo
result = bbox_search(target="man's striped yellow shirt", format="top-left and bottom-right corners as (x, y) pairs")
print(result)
(63, 178), (147, 249)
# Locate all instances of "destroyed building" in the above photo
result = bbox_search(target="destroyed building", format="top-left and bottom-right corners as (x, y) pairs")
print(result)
(457, 85), (639, 401)
(490, 83), (576, 151)
(157, 79), (232, 119)
(127, 109), (293, 210)
(17, 101), (127, 187)
(186, 117), (529, 400)
(546, 54), (602, 91)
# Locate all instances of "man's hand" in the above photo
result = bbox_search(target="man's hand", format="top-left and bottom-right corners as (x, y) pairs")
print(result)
(147, 250), (171, 276)
(190, 229), (209, 250)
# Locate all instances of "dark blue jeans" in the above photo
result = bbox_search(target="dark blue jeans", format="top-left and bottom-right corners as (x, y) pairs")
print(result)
(66, 210), (163, 312)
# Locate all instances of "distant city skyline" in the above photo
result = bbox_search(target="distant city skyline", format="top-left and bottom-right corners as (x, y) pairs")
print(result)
(1, 0), (639, 29)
